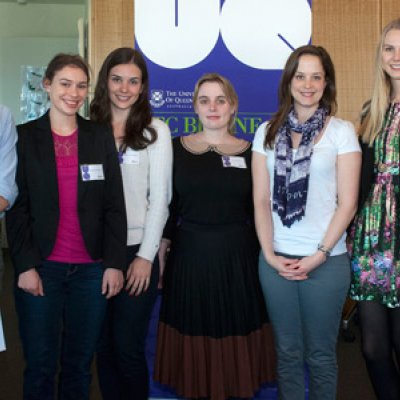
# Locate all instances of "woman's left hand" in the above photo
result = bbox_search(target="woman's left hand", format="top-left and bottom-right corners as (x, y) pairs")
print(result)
(126, 256), (152, 296)
(102, 268), (124, 299)
(279, 251), (326, 279)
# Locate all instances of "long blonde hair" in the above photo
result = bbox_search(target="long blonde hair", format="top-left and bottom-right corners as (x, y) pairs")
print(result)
(360, 18), (400, 145)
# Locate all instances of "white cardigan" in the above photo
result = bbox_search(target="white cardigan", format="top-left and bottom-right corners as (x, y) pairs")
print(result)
(119, 118), (173, 261)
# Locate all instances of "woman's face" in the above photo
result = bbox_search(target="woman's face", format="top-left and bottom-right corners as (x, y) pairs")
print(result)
(194, 81), (235, 132)
(381, 28), (400, 82)
(44, 66), (88, 118)
(107, 63), (143, 113)
(290, 54), (326, 114)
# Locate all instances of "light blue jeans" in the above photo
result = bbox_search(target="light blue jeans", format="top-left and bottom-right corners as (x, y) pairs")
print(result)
(259, 252), (350, 400)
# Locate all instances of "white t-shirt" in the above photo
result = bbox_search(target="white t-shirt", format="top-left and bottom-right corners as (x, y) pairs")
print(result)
(252, 117), (360, 256)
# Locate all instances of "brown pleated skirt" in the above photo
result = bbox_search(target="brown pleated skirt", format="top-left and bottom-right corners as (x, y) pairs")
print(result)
(154, 223), (277, 399)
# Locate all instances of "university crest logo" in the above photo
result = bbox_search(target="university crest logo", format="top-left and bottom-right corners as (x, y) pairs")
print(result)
(150, 89), (165, 108)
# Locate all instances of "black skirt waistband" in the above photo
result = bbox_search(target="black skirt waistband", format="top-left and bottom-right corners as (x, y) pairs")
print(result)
(179, 220), (250, 233)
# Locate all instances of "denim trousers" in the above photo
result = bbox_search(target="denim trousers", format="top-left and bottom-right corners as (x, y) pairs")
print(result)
(259, 252), (350, 400)
(96, 244), (159, 400)
(14, 260), (107, 400)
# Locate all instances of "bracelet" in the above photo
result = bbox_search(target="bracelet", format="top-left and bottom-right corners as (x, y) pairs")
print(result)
(317, 244), (332, 257)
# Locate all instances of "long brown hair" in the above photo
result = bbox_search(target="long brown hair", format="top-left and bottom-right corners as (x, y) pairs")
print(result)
(264, 45), (337, 149)
(359, 18), (400, 145)
(90, 47), (156, 150)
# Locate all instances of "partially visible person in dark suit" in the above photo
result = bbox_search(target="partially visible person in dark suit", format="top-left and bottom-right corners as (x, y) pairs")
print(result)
(6, 53), (127, 400)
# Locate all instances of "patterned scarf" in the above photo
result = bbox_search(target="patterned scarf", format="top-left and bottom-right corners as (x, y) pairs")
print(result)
(273, 106), (328, 227)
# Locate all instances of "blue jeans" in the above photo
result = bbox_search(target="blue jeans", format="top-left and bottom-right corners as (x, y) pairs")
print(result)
(15, 261), (107, 400)
(259, 253), (350, 400)
(96, 245), (159, 400)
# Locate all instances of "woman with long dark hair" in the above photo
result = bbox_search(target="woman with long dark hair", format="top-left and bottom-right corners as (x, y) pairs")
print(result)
(252, 45), (361, 399)
(91, 47), (172, 400)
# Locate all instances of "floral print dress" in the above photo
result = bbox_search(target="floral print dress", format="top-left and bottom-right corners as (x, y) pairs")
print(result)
(348, 102), (400, 308)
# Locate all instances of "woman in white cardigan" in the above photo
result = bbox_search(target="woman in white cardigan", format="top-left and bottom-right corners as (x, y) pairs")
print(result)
(90, 47), (172, 400)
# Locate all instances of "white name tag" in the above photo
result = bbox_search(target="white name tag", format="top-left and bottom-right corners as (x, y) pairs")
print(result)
(80, 164), (105, 181)
(121, 148), (140, 165)
(221, 156), (247, 169)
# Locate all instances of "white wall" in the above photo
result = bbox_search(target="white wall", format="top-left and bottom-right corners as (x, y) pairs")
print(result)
(0, 2), (85, 123)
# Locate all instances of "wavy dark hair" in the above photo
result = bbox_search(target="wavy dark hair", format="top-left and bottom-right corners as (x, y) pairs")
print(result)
(90, 47), (156, 150)
(264, 45), (337, 148)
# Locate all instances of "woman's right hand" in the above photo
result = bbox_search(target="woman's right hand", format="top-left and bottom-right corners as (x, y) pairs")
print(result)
(265, 253), (308, 281)
(18, 268), (44, 296)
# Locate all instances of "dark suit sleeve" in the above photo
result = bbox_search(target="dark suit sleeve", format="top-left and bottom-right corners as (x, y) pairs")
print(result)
(101, 127), (127, 269)
(358, 141), (374, 211)
(6, 125), (42, 274)
(357, 103), (375, 211)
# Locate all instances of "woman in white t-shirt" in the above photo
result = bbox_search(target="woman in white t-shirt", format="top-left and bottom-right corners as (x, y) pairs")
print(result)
(252, 45), (361, 400)
(90, 47), (172, 400)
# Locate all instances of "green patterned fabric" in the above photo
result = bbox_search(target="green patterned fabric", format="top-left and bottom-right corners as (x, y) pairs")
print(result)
(348, 102), (400, 308)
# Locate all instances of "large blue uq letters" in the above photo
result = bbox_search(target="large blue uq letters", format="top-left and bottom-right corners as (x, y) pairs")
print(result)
(135, 0), (312, 138)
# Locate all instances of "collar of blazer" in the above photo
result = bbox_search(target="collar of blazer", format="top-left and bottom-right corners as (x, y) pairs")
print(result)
(36, 109), (92, 135)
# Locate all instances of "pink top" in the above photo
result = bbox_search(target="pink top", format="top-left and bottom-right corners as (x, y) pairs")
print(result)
(47, 129), (94, 264)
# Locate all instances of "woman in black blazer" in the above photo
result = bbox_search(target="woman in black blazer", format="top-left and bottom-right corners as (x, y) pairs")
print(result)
(6, 54), (127, 400)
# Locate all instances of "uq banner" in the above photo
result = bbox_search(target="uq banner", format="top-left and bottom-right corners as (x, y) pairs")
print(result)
(135, 0), (312, 139)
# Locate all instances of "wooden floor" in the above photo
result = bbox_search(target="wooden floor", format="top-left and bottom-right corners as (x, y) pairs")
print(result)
(0, 250), (376, 400)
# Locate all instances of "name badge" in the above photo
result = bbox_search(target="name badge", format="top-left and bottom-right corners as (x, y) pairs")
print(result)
(221, 156), (247, 169)
(80, 164), (105, 181)
(121, 148), (140, 165)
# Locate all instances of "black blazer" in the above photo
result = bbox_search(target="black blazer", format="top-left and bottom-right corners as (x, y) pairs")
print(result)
(6, 111), (127, 275)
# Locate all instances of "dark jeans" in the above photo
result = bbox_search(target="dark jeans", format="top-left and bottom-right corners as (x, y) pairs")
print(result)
(97, 245), (159, 400)
(14, 261), (107, 400)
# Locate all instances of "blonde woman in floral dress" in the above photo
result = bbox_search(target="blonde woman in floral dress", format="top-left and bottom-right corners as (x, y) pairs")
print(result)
(347, 18), (400, 400)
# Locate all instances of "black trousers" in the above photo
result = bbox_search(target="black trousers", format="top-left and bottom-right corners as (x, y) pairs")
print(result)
(96, 244), (159, 400)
